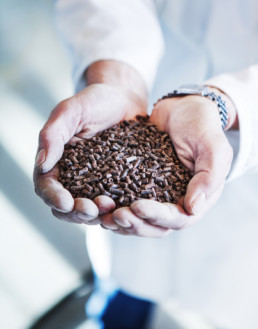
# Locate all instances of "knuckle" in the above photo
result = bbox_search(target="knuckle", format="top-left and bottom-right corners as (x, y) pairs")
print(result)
(38, 127), (46, 141)
(148, 216), (159, 225)
(128, 223), (140, 235)
(172, 219), (186, 231)
(39, 126), (51, 144)
(57, 98), (71, 112)
(39, 98), (72, 143)
(201, 172), (214, 188)
(128, 222), (146, 237)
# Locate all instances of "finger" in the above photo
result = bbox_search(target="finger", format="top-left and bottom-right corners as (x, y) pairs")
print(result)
(130, 199), (195, 230)
(34, 164), (74, 213)
(100, 213), (119, 230)
(35, 123), (65, 174)
(113, 207), (170, 238)
(184, 132), (233, 215)
(149, 100), (172, 132)
(35, 100), (80, 173)
(94, 195), (116, 215)
(52, 208), (84, 224)
(52, 209), (100, 225)
(51, 198), (99, 224)
(74, 197), (99, 220)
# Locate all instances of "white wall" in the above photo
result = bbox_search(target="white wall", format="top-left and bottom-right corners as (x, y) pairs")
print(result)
(0, 1), (92, 328)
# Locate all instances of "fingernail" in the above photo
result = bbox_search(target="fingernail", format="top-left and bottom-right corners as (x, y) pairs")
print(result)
(114, 218), (132, 228)
(35, 149), (46, 167)
(100, 224), (108, 230)
(101, 223), (119, 230)
(191, 192), (206, 215)
(76, 212), (95, 222)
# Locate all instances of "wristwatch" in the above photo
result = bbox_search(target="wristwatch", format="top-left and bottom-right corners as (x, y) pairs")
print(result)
(158, 84), (229, 130)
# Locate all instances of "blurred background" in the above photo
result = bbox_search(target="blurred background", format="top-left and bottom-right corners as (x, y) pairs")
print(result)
(2, 1), (258, 329)
(0, 0), (93, 328)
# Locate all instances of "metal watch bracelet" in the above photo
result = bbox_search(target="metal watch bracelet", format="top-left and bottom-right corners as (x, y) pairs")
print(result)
(156, 85), (229, 130)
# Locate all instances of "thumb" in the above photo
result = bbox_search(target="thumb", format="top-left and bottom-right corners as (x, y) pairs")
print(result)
(35, 102), (77, 173)
(35, 123), (65, 173)
(184, 132), (233, 215)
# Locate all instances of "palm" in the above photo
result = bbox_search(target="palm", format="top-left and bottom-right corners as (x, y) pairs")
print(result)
(34, 83), (147, 224)
(105, 96), (233, 237)
(150, 96), (227, 171)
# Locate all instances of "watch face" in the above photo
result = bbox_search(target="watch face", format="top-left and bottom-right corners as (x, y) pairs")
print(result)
(164, 85), (209, 100)
(175, 84), (205, 95)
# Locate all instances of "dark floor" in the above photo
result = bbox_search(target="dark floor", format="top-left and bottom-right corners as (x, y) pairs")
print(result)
(29, 273), (95, 329)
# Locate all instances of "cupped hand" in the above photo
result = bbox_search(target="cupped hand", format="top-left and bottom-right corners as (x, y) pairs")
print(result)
(109, 94), (235, 237)
(34, 76), (147, 224)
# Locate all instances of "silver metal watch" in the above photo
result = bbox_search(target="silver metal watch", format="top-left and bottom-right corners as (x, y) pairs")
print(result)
(159, 84), (229, 130)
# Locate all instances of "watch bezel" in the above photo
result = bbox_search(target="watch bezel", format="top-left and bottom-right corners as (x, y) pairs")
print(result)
(169, 84), (207, 97)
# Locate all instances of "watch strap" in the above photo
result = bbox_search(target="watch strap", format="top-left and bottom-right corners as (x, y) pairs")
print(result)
(157, 85), (229, 130)
(202, 89), (229, 130)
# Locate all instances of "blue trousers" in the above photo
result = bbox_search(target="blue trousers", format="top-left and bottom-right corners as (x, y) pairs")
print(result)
(101, 290), (154, 329)
(86, 279), (154, 329)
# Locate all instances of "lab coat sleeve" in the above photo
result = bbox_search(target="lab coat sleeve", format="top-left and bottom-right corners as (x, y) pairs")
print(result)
(55, 0), (164, 93)
(205, 64), (258, 180)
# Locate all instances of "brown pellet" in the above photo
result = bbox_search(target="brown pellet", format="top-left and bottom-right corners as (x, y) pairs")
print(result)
(78, 167), (88, 176)
(110, 188), (124, 196)
(58, 115), (191, 208)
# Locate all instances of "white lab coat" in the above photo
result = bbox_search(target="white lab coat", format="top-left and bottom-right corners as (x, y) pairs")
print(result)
(55, 1), (258, 328)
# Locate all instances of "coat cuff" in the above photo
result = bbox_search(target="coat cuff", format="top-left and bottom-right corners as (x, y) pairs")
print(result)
(205, 68), (255, 181)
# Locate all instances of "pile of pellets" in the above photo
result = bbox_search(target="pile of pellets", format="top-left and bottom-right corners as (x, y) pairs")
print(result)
(58, 115), (191, 208)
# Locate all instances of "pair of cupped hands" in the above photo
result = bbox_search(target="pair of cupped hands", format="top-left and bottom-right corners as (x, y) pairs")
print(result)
(33, 61), (235, 238)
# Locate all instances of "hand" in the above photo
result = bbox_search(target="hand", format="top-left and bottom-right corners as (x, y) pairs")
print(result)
(33, 61), (147, 225)
(108, 91), (237, 237)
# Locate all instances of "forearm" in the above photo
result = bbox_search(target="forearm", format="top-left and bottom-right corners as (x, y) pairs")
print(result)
(55, 0), (164, 93)
(85, 60), (148, 108)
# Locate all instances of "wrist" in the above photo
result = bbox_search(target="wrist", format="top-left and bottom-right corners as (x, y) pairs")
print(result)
(85, 60), (148, 111)
(154, 84), (239, 131)
(205, 86), (239, 130)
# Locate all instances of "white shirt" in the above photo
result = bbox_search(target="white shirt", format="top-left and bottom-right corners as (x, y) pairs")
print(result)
(55, 1), (258, 328)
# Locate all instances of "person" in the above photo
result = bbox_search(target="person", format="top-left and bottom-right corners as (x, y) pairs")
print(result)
(33, 1), (258, 328)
